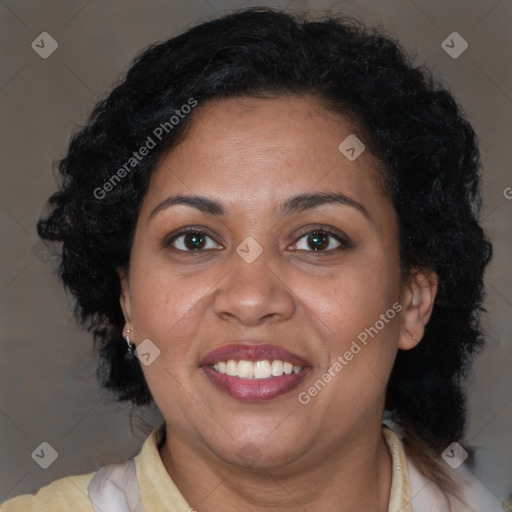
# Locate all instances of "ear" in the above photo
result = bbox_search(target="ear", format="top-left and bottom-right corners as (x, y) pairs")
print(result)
(398, 269), (438, 350)
(118, 267), (133, 329)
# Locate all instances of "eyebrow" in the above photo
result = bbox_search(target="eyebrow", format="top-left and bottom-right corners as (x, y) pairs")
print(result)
(147, 191), (370, 223)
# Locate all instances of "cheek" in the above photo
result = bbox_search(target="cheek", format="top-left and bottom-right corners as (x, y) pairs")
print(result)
(127, 252), (206, 340)
(133, 282), (206, 338)
(297, 258), (401, 378)
(128, 260), (234, 380)
(298, 260), (399, 330)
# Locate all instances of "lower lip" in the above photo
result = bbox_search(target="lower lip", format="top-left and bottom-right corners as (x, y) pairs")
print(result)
(202, 366), (311, 402)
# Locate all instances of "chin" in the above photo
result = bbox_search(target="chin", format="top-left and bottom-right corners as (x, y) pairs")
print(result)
(206, 430), (306, 471)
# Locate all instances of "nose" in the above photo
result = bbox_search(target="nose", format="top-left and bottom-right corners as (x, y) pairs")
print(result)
(213, 243), (296, 327)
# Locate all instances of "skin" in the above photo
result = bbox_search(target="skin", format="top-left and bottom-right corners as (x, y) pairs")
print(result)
(119, 95), (438, 512)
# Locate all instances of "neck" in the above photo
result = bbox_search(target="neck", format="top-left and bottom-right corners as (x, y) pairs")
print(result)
(159, 423), (392, 512)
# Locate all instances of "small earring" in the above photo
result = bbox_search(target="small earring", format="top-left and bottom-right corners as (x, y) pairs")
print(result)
(124, 329), (136, 356)
(413, 335), (417, 341)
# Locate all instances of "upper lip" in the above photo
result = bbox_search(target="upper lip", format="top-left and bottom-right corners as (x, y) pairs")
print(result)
(200, 342), (311, 367)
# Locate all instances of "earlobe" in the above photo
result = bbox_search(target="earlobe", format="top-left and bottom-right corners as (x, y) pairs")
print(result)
(398, 269), (438, 351)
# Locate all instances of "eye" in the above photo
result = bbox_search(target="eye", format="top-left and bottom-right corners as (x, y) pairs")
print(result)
(164, 226), (350, 254)
(291, 227), (350, 253)
(165, 228), (222, 252)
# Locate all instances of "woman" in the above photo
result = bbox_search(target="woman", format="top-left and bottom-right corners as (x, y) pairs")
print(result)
(2, 7), (505, 512)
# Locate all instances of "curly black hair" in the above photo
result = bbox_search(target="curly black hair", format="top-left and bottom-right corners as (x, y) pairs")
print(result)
(38, 6), (492, 483)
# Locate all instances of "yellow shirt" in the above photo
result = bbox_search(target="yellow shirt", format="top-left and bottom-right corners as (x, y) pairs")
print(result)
(0, 424), (503, 511)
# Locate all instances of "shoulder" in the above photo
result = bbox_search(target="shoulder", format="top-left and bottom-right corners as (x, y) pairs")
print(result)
(0, 471), (95, 512)
(404, 441), (504, 512)
(408, 458), (505, 512)
(455, 466), (507, 512)
(382, 421), (505, 512)
(1, 425), (164, 512)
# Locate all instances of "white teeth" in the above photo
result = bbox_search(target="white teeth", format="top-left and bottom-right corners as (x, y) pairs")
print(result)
(211, 359), (303, 379)
(226, 360), (238, 376)
(254, 360), (272, 379)
(237, 360), (254, 379)
(271, 360), (284, 376)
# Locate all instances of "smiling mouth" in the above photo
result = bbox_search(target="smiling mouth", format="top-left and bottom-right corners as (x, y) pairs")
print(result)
(200, 343), (312, 401)
(208, 359), (303, 379)
(202, 360), (310, 402)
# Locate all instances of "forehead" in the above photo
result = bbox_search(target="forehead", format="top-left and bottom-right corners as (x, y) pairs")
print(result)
(141, 95), (389, 219)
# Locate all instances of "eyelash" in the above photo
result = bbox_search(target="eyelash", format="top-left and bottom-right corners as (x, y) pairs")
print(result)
(163, 225), (351, 255)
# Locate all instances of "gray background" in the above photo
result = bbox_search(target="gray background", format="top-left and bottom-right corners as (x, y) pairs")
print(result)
(1, 0), (511, 504)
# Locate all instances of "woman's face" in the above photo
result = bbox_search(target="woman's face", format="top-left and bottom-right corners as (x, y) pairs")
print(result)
(120, 95), (429, 471)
